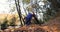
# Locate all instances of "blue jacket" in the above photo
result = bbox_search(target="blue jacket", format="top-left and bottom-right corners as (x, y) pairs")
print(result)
(25, 13), (32, 25)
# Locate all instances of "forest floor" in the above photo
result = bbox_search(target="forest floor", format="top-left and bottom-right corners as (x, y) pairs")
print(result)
(0, 12), (60, 32)
(0, 16), (60, 32)
(14, 16), (60, 32)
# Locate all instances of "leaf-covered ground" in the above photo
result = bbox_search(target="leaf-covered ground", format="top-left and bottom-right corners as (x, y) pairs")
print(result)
(0, 17), (60, 32)
(0, 12), (60, 32)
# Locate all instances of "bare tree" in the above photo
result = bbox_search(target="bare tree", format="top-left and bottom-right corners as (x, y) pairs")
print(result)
(15, 0), (23, 26)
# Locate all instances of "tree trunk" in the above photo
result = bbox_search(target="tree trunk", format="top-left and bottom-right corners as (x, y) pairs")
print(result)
(15, 0), (23, 26)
